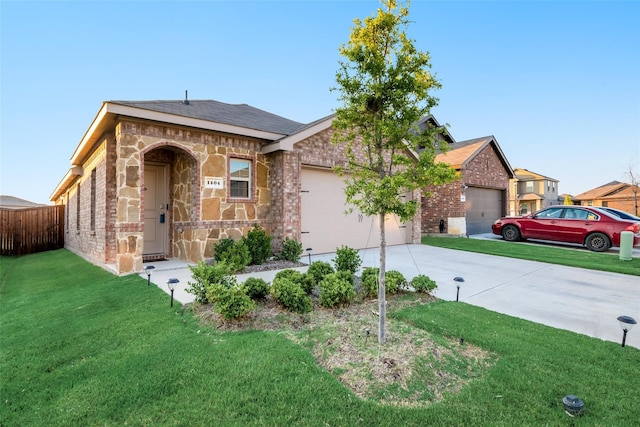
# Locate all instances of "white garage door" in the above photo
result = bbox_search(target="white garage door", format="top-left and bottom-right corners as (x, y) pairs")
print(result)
(465, 187), (504, 235)
(301, 167), (408, 254)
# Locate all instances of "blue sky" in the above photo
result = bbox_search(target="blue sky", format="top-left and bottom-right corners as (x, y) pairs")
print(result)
(1, 0), (639, 204)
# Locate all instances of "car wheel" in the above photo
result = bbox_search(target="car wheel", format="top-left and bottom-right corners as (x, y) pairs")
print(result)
(585, 232), (611, 252)
(501, 224), (521, 242)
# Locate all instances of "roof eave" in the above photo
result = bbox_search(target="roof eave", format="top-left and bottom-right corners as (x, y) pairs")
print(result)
(261, 116), (335, 154)
(70, 102), (289, 166)
(50, 169), (77, 201)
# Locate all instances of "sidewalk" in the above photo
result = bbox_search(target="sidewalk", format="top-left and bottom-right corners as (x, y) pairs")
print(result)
(141, 243), (640, 349)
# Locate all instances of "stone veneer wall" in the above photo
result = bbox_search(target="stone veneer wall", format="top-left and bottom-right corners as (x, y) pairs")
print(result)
(112, 119), (273, 274)
(422, 143), (510, 234)
(57, 118), (425, 274)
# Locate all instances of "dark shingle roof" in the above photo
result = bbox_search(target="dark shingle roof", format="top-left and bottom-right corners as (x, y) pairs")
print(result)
(109, 100), (304, 135)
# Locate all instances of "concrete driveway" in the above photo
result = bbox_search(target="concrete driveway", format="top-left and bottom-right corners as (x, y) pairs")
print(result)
(142, 243), (640, 349)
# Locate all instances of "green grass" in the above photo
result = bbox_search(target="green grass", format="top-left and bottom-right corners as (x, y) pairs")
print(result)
(423, 235), (640, 276)
(2, 249), (639, 426)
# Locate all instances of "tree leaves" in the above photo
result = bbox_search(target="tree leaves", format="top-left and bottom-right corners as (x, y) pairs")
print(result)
(332, 0), (457, 344)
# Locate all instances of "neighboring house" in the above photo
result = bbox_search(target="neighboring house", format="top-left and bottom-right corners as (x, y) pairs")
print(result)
(509, 168), (560, 215)
(0, 195), (46, 210)
(422, 135), (514, 236)
(50, 99), (423, 274)
(573, 181), (640, 215)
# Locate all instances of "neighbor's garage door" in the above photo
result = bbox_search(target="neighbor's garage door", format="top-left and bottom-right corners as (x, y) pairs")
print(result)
(465, 187), (504, 235)
(301, 167), (408, 254)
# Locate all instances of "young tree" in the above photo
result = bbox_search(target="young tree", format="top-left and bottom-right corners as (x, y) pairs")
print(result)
(332, 0), (456, 344)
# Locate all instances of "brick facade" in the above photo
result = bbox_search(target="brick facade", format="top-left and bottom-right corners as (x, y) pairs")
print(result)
(422, 142), (511, 235)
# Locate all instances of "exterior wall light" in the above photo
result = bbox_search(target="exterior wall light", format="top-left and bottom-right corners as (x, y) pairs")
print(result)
(617, 315), (637, 347)
(453, 276), (464, 302)
(143, 265), (155, 286)
(167, 278), (179, 307)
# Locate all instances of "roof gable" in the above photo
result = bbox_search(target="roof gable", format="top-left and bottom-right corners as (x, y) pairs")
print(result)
(415, 115), (456, 145)
(573, 181), (627, 200)
(435, 136), (514, 177)
(513, 168), (558, 182)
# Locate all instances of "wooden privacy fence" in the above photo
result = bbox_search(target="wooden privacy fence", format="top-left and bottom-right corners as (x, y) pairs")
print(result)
(0, 205), (65, 256)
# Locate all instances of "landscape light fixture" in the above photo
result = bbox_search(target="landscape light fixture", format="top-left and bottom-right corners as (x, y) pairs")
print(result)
(453, 276), (464, 302)
(305, 248), (313, 265)
(562, 395), (585, 417)
(617, 315), (637, 347)
(143, 265), (155, 286)
(167, 278), (179, 307)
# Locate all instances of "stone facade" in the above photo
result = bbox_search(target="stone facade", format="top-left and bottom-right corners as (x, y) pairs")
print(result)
(111, 119), (275, 273)
(52, 104), (432, 275)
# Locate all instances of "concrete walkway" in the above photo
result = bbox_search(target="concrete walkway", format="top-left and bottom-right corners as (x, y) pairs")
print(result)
(141, 243), (640, 349)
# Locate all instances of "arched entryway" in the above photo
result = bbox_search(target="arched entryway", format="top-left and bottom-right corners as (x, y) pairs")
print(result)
(142, 145), (198, 261)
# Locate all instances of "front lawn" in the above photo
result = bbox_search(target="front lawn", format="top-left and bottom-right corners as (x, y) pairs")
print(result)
(1, 250), (638, 426)
(423, 235), (640, 276)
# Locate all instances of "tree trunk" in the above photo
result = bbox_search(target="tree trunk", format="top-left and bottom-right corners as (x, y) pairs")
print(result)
(378, 212), (387, 344)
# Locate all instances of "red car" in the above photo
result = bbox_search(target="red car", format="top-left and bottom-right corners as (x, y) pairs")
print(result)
(491, 206), (640, 252)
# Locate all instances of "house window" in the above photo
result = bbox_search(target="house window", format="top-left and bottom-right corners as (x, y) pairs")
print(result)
(526, 181), (533, 192)
(229, 159), (251, 199)
(90, 169), (96, 231)
(602, 201), (608, 207)
(76, 183), (81, 230)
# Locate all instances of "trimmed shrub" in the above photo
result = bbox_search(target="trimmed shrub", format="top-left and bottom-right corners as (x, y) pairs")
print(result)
(242, 277), (270, 300)
(307, 261), (334, 286)
(215, 239), (251, 272)
(213, 238), (235, 262)
(278, 237), (303, 262)
(385, 270), (406, 294)
(411, 274), (437, 294)
(360, 267), (405, 297)
(318, 273), (355, 308)
(207, 284), (255, 320)
(335, 269), (355, 286)
(243, 224), (272, 265)
(274, 269), (314, 294)
(186, 261), (235, 304)
(361, 267), (380, 298)
(222, 240), (251, 272)
(270, 278), (312, 313)
(332, 245), (362, 274)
